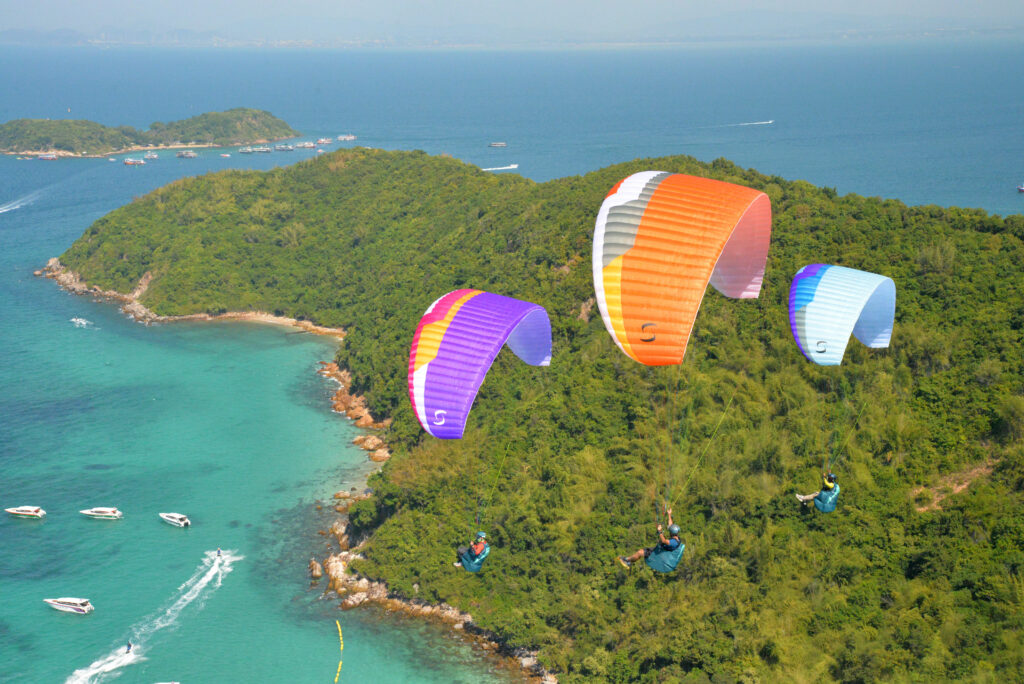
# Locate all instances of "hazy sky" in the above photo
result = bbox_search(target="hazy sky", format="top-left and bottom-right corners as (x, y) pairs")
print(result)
(2, 0), (1023, 45)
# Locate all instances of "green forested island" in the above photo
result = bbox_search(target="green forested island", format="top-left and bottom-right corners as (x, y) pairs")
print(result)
(58, 148), (1024, 682)
(0, 107), (297, 155)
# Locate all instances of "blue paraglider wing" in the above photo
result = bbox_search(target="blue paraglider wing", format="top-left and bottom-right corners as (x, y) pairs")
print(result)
(788, 264), (895, 366)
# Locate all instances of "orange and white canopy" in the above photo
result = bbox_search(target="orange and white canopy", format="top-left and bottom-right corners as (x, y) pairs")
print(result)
(592, 171), (771, 366)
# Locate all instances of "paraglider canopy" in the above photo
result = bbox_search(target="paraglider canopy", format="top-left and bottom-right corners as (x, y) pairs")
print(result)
(408, 289), (551, 439)
(592, 171), (772, 366)
(788, 264), (895, 366)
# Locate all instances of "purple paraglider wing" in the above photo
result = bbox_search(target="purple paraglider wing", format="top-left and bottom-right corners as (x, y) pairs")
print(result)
(408, 289), (551, 439)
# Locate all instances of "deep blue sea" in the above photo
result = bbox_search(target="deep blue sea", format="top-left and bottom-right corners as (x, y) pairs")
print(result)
(1, 40), (1022, 683)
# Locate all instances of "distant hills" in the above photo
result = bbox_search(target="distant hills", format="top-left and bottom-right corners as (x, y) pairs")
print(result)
(0, 108), (297, 156)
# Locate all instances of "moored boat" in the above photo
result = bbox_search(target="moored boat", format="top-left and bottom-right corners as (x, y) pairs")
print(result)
(5, 506), (46, 518)
(123, 158), (145, 166)
(316, 137), (333, 144)
(274, 144), (294, 152)
(176, 150), (198, 159)
(336, 134), (356, 141)
(44, 597), (94, 614)
(295, 141), (315, 148)
(159, 512), (191, 527)
(144, 151), (158, 160)
(37, 153), (58, 160)
(253, 145), (272, 153)
(238, 146), (254, 154)
(80, 507), (123, 520)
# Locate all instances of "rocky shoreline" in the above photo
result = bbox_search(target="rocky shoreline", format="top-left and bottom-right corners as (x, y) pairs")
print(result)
(36, 258), (346, 338)
(315, 521), (557, 683)
(38, 256), (556, 682)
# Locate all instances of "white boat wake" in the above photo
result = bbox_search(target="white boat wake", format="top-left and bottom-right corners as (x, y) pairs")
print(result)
(70, 318), (94, 328)
(66, 550), (242, 684)
(0, 189), (44, 214)
(726, 120), (774, 126)
(482, 163), (519, 171)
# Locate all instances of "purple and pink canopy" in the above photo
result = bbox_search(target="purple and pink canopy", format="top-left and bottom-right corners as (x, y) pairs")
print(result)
(408, 289), (552, 439)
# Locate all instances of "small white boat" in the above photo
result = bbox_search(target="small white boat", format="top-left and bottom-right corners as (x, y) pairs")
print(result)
(488, 141), (507, 147)
(6, 506), (45, 518)
(336, 134), (356, 141)
(144, 151), (158, 160)
(316, 137), (333, 145)
(44, 597), (94, 614)
(159, 512), (191, 527)
(123, 158), (146, 166)
(80, 507), (123, 520)
(220, 153), (231, 157)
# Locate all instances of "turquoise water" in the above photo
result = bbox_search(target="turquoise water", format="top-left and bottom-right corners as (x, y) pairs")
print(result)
(1, 41), (1023, 682)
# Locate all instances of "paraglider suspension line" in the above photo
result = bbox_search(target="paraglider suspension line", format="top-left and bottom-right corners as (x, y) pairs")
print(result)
(672, 390), (735, 509)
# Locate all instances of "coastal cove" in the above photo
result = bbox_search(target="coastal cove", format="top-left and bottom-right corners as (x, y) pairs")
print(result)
(36, 258), (558, 680)
(0, 121), (525, 683)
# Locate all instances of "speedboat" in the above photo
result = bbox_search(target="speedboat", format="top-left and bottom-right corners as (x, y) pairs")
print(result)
(220, 153), (231, 157)
(488, 141), (507, 147)
(1018, 183), (1024, 193)
(44, 597), (94, 614)
(5, 506), (45, 518)
(80, 507), (123, 520)
(159, 512), (191, 527)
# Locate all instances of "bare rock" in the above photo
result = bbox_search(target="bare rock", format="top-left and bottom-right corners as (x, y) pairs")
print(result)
(354, 414), (375, 428)
(369, 448), (391, 462)
(361, 435), (384, 451)
(309, 558), (323, 579)
(333, 490), (351, 499)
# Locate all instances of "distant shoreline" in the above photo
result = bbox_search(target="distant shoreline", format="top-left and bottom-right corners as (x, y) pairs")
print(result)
(3, 140), (276, 159)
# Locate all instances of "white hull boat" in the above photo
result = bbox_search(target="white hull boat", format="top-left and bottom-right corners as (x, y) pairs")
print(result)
(44, 597), (94, 614)
(6, 506), (45, 518)
(159, 512), (191, 527)
(80, 507), (123, 520)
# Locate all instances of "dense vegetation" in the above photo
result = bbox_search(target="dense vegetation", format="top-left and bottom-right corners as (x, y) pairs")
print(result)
(60, 148), (1024, 682)
(0, 108), (296, 155)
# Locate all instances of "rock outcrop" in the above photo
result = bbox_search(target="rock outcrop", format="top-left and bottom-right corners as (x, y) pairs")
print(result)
(318, 540), (557, 682)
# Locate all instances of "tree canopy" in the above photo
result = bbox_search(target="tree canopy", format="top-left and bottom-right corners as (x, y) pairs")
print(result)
(59, 148), (1024, 682)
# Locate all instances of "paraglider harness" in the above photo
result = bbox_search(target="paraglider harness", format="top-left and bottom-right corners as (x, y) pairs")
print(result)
(814, 474), (840, 513)
(644, 536), (685, 573)
(457, 538), (491, 573)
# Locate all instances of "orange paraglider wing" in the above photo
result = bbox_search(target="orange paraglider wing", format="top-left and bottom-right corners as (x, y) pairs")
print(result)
(592, 171), (771, 366)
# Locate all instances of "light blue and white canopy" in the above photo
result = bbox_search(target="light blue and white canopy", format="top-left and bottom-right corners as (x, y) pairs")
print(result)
(788, 264), (896, 366)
